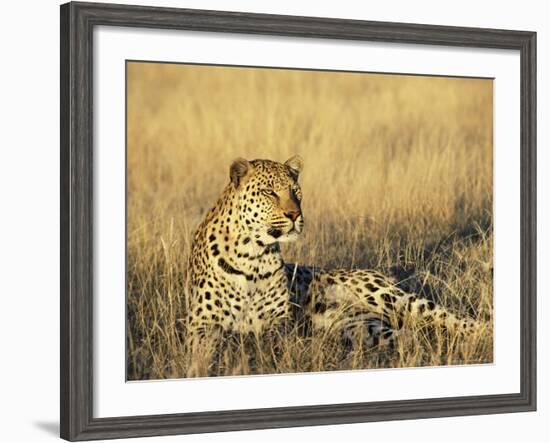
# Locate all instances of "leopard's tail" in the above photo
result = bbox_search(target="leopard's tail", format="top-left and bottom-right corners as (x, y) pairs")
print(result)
(398, 293), (488, 336)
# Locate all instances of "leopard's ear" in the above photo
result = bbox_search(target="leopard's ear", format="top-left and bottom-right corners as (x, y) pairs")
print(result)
(229, 158), (250, 187)
(284, 155), (303, 176)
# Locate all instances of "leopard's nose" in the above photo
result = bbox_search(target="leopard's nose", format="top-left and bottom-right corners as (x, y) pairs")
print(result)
(284, 210), (301, 222)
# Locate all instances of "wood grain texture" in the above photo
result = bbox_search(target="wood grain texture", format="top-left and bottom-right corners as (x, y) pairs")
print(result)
(60, 1), (537, 441)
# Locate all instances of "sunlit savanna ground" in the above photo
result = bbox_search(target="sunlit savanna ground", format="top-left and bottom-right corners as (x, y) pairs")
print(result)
(127, 62), (493, 380)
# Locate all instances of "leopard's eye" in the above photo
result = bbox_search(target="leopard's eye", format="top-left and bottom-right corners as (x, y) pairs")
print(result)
(262, 189), (278, 198)
(291, 187), (302, 202)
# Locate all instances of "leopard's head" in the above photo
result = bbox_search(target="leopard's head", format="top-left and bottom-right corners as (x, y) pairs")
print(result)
(229, 155), (304, 245)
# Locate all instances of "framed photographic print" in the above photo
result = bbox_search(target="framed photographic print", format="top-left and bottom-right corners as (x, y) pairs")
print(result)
(60, 1), (536, 441)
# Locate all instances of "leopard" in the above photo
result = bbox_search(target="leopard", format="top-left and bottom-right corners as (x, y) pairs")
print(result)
(185, 155), (486, 375)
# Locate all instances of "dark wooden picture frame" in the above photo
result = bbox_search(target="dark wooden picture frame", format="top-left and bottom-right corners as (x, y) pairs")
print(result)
(60, 1), (536, 441)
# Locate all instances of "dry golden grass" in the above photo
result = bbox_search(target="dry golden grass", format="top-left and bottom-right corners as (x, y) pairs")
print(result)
(126, 62), (493, 380)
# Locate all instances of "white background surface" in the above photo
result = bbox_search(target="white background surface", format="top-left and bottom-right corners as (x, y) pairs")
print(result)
(94, 26), (521, 417)
(0, 0), (547, 442)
